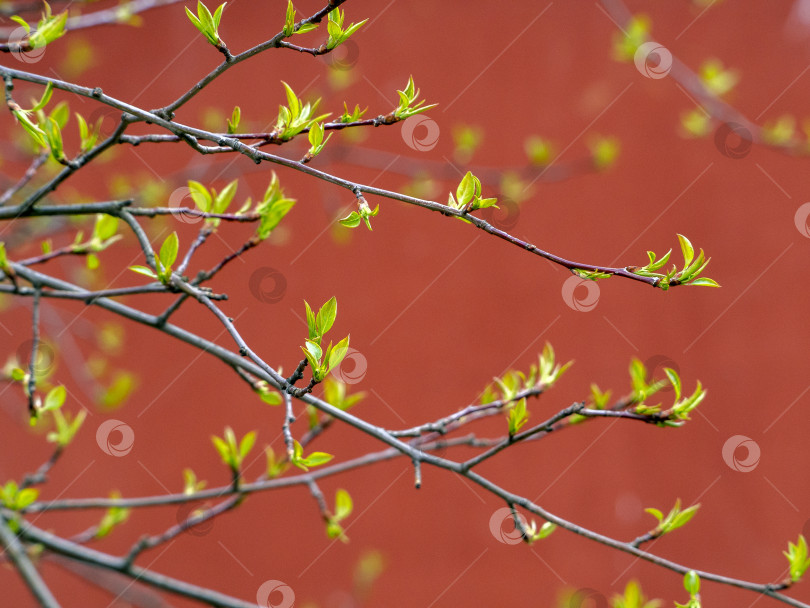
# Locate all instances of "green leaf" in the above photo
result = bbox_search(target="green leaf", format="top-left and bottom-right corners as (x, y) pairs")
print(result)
(302, 451), (334, 468)
(316, 297), (338, 336)
(304, 300), (318, 341)
(684, 571), (700, 595)
(227, 105), (241, 134)
(94, 214), (119, 242)
(784, 534), (810, 582)
(687, 277), (720, 288)
(42, 385), (66, 412)
(10, 15), (30, 34)
(328, 336), (350, 371)
(159, 232), (179, 271)
(456, 171), (476, 207)
(677, 233), (695, 267)
(238, 430), (256, 459)
(283, 0), (295, 36)
(129, 265), (158, 279)
(334, 488), (353, 521)
(188, 180), (212, 212)
(338, 211), (362, 228)
(213, 179), (238, 214)
(16, 488), (38, 510)
(31, 82), (53, 112)
(664, 368), (681, 401)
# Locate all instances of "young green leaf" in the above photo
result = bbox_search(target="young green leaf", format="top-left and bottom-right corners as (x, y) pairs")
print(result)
(784, 534), (810, 582)
(159, 232), (179, 275)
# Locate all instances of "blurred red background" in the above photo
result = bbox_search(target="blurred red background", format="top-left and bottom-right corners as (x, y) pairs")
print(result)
(2, 1), (810, 606)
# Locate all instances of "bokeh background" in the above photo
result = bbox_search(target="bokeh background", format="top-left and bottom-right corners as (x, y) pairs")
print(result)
(2, 0), (810, 606)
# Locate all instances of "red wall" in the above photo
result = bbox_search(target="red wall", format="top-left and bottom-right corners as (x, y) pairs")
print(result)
(2, 1), (810, 606)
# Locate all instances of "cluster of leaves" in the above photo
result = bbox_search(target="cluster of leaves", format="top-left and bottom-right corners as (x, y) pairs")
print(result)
(12, 81), (107, 163)
(255, 173), (297, 240)
(480, 343), (573, 436)
(675, 571), (702, 608)
(629, 234), (719, 290)
(211, 426), (256, 478)
(226, 106), (241, 133)
(274, 82), (329, 141)
(282, 0), (318, 37)
(610, 581), (662, 608)
(301, 297), (350, 383)
(338, 102), (367, 124)
(326, 488), (353, 542)
(70, 214), (122, 269)
(0, 481), (38, 512)
(627, 359), (707, 426)
(339, 196), (379, 231)
(447, 171), (498, 214)
(187, 178), (239, 228)
(324, 7), (367, 50)
(522, 517), (557, 544)
(645, 499), (700, 539)
(290, 439), (333, 471)
(304, 120), (332, 162)
(130, 232), (179, 285)
(11, 1), (67, 51)
(784, 534), (810, 583)
(5, 354), (86, 441)
(185, 1), (226, 47)
(393, 76), (437, 120)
